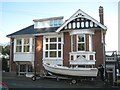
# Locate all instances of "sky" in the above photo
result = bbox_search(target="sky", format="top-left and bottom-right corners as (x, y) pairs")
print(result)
(0, 0), (119, 51)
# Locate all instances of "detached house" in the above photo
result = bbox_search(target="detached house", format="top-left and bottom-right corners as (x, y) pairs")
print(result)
(7, 6), (107, 75)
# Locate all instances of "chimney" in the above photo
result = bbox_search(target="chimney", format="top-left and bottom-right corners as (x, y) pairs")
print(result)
(99, 6), (104, 25)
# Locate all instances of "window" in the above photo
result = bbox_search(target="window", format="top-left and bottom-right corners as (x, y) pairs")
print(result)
(34, 22), (38, 28)
(77, 35), (85, 51)
(50, 44), (57, 50)
(58, 51), (61, 57)
(19, 64), (33, 75)
(71, 35), (75, 52)
(50, 20), (62, 27)
(44, 36), (62, 58)
(32, 38), (35, 52)
(16, 39), (22, 52)
(58, 37), (61, 42)
(24, 38), (30, 52)
(28, 65), (33, 72)
(46, 38), (48, 42)
(50, 38), (57, 42)
(15, 38), (34, 53)
(20, 64), (26, 72)
(50, 51), (57, 57)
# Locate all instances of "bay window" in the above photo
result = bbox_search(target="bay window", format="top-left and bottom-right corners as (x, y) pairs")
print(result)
(44, 36), (62, 59)
(15, 38), (34, 53)
(32, 38), (35, 52)
(71, 34), (86, 52)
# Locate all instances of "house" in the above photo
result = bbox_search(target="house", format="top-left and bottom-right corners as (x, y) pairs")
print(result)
(7, 6), (107, 76)
(105, 51), (120, 85)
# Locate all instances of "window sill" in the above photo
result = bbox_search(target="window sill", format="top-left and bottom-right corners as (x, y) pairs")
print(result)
(14, 52), (34, 54)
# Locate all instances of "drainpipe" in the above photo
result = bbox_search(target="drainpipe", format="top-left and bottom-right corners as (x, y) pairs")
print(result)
(101, 26), (106, 82)
(99, 6), (106, 81)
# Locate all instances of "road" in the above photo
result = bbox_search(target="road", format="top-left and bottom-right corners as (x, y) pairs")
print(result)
(2, 72), (114, 89)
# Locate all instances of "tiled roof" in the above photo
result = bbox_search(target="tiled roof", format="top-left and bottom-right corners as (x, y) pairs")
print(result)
(7, 25), (60, 37)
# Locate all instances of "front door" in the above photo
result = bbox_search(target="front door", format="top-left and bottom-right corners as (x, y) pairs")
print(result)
(18, 64), (33, 75)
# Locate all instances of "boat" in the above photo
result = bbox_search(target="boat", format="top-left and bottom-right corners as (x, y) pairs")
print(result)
(43, 63), (98, 77)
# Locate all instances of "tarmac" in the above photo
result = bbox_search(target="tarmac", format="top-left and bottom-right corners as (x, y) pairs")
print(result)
(2, 72), (119, 89)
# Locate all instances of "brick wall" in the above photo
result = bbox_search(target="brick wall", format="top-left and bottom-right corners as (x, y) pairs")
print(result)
(86, 34), (89, 51)
(73, 35), (76, 52)
(34, 36), (43, 73)
(92, 30), (104, 67)
(63, 32), (71, 67)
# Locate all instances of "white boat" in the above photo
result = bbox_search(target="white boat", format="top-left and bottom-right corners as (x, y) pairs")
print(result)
(43, 63), (98, 77)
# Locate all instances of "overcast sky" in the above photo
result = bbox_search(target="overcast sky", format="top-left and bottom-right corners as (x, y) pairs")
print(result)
(0, 0), (119, 51)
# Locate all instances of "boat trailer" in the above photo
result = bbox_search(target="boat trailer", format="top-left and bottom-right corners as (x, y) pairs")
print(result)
(26, 70), (95, 84)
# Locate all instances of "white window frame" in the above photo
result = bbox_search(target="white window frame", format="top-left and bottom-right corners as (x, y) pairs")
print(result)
(14, 38), (35, 53)
(16, 39), (22, 52)
(50, 19), (62, 27)
(43, 34), (63, 59)
(89, 34), (92, 51)
(23, 38), (30, 52)
(71, 35), (76, 52)
(77, 34), (86, 51)
(32, 38), (35, 52)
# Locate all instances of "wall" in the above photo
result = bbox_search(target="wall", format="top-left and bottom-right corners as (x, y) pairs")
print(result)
(34, 36), (43, 73)
(92, 30), (104, 67)
(86, 34), (89, 51)
(63, 32), (71, 67)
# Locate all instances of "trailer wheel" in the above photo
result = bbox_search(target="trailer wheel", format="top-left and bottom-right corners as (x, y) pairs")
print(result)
(72, 79), (77, 84)
(32, 76), (36, 81)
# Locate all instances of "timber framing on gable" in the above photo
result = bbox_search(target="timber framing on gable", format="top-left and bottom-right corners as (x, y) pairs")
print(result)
(56, 9), (107, 32)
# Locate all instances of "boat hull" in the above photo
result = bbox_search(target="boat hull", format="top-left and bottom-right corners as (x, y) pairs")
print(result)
(43, 63), (98, 77)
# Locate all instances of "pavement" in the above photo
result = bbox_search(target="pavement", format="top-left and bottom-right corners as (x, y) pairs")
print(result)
(2, 72), (119, 89)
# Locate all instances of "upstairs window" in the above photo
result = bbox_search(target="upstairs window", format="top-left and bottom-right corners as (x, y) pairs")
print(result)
(16, 39), (22, 52)
(77, 34), (86, 51)
(23, 38), (30, 52)
(15, 38), (34, 53)
(50, 20), (62, 27)
(32, 38), (35, 52)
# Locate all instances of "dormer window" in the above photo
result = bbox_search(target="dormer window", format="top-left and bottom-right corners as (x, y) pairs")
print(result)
(33, 16), (63, 29)
(50, 19), (62, 27)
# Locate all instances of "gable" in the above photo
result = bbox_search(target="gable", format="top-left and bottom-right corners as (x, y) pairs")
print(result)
(61, 17), (100, 31)
(56, 9), (107, 32)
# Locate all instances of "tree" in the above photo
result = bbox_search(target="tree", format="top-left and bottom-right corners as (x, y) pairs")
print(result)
(2, 45), (10, 55)
(2, 45), (10, 72)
